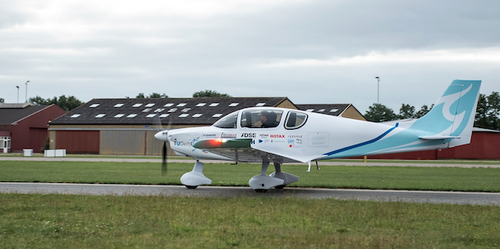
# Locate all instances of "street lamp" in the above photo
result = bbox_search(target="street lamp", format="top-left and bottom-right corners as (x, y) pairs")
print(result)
(375, 77), (380, 103)
(16, 86), (19, 103)
(25, 80), (29, 103)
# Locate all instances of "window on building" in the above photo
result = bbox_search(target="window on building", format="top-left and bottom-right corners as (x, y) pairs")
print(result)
(0, 136), (11, 149)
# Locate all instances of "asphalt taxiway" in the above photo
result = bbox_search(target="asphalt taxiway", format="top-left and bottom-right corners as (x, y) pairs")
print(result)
(1, 182), (500, 206)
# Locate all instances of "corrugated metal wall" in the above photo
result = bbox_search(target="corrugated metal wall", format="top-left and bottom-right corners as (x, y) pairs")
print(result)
(99, 130), (174, 155)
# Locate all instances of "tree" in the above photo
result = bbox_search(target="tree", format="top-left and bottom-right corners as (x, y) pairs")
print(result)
(193, 90), (231, 98)
(415, 104), (434, 118)
(475, 91), (500, 130)
(364, 103), (396, 122)
(29, 95), (83, 111)
(136, 93), (168, 98)
(397, 103), (416, 119)
(0, 98), (4, 103)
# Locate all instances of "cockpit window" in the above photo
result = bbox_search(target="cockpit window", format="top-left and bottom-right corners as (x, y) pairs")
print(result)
(285, 111), (307, 129)
(241, 109), (283, 128)
(213, 111), (238, 128)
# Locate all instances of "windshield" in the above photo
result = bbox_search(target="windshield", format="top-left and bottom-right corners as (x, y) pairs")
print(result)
(213, 111), (238, 128)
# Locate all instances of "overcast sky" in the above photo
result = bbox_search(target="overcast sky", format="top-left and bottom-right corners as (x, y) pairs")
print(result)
(1, 0), (499, 114)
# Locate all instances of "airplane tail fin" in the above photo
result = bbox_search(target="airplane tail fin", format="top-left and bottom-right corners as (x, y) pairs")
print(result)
(410, 80), (481, 148)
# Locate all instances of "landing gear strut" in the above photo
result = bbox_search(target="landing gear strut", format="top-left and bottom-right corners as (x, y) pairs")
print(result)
(249, 156), (299, 192)
(180, 160), (212, 189)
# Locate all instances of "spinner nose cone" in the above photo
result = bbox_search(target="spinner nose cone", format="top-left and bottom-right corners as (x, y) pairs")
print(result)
(154, 131), (168, 141)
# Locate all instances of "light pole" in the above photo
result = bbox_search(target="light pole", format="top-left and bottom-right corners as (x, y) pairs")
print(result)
(16, 86), (19, 103)
(375, 77), (380, 103)
(25, 80), (29, 103)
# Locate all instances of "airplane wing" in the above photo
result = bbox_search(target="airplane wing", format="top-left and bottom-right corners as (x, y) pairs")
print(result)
(193, 138), (312, 163)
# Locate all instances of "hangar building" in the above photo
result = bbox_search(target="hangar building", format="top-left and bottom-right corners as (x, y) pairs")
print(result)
(48, 97), (366, 155)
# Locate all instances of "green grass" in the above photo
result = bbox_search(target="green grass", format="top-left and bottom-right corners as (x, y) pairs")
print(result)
(1, 194), (499, 248)
(1, 160), (500, 192)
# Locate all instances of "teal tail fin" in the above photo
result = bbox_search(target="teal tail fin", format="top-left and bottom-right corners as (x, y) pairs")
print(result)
(410, 80), (481, 148)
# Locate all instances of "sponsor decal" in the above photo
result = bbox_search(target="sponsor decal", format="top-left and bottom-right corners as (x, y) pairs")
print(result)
(296, 138), (303, 144)
(173, 137), (200, 147)
(287, 139), (295, 145)
(258, 139), (270, 143)
(288, 135), (303, 139)
(221, 133), (237, 138)
(241, 133), (256, 138)
(259, 134), (269, 138)
(202, 133), (217, 138)
(270, 134), (285, 138)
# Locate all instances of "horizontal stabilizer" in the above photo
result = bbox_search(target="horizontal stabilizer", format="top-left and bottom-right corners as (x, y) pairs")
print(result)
(419, 135), (461, 140)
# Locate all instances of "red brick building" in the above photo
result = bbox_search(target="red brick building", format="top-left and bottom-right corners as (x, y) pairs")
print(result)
(0, 103), (66, 153)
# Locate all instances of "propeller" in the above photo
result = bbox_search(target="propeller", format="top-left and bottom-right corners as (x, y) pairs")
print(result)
(162, 139), (167, 175)
(154, 114), (171, 175)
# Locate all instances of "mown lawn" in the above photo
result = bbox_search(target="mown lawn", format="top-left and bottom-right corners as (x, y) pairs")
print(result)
(1, 160), (500, 192)
(1, 194), (499, 248)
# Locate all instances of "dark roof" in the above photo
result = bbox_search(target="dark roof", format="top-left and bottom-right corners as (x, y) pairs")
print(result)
(295, 104), (351, 116)
(50, 97), (293, 125)
(0, 104), (51, 125)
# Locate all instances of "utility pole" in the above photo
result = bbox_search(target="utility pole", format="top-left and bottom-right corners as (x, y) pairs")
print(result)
(375, 77), (380, 103)
(16, 86), (19, 103)
(25, 80), (29, 103)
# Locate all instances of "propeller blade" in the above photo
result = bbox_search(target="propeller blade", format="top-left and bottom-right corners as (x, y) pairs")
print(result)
(162, 141), (167, 175)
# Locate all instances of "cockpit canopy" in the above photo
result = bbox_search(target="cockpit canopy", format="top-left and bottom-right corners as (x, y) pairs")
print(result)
(212, 108), (308, 130)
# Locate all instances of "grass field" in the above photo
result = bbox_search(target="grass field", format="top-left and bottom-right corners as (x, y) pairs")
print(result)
(1, 159), (500, 248)
(2, 194), (500, 248)
(1, 160), (500, 192)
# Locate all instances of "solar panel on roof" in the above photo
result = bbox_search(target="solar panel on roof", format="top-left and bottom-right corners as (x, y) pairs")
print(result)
(229, 103), (239, 106)
(133, 104), (142, 108)
(127, 114), (137, 118)
(179, 114), (189, 117)
(212, 114), (222, 117)
(330, 109), (339, 112)
(95, 114), (105, 118)
(154, 108), (165, 112)
(165, 103), (174, 107)
(256, 103), (265, 106)
(145, 103), (155, 107)
(146, 114), (156, 118)
(182, 108), (191, 112)
(114, 104), (124, 108)
(209, 103), (219, 106)
(70, 114), (81, 118)
(159, 114), (169, 118)
(177, 103), (187, 107)
(90, 104), (99, 108)
(168, 108), (177, 112)
(196, 103), (206, 106)
(114, 114), (125, 118)
(192, 114), (202, 118)
(142, 108), (152, 112)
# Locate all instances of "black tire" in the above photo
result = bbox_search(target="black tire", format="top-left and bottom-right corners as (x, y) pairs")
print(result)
(254, 189), (268, 193)
(275, 185), (286, 189)
(185, 185), (198, 189)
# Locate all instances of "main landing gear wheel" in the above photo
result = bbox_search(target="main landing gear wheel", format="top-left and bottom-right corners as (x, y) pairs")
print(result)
(274, 185), (286, 189)
(185, 185), (198, 189)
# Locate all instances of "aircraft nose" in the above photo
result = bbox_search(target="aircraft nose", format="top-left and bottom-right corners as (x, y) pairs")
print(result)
(154, 131), (167, 141)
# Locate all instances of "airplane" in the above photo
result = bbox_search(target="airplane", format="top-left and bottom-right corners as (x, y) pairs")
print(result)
(154, 80), (481, 192)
